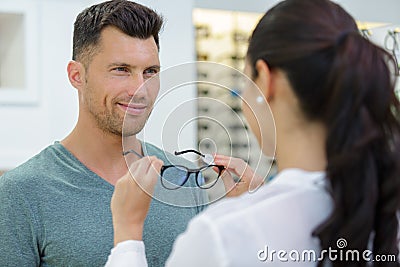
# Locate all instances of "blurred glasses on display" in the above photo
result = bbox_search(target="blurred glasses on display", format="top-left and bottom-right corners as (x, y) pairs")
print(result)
(385, 28), (400, 76)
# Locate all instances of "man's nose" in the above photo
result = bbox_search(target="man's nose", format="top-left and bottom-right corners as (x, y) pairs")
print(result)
(127, 73), (146, 97)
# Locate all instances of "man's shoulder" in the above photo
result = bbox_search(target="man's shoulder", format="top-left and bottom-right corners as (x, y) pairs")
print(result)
(0, 143), (64, 188)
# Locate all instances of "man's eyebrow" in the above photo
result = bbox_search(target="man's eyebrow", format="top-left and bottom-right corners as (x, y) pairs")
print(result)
(107, 63), (161, 70)
(146, 65), (161, 71)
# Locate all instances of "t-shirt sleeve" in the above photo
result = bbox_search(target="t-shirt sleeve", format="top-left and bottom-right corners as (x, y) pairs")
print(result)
(166, 214), (226, 267)
(0, 174), (40, 266)
(105, 240), (148, 267)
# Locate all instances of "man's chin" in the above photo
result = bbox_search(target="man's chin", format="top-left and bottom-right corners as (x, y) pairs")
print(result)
(122, 130), (141, 138)
(122, 121), (147, 137)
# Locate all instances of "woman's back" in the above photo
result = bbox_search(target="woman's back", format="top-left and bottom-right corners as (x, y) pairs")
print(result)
(167, 169), (332, 267)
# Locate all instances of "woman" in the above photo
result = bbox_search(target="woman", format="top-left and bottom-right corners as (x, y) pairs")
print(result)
(106, 0), (400, 266)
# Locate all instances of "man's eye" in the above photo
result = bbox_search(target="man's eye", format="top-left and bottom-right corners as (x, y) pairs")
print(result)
(144, 68), (159, 76)
(113, 67), (129, 72)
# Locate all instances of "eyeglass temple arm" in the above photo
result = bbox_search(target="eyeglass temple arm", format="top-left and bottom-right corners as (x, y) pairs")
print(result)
(174, 149), (205, 157)
(122, 149), (144, 158)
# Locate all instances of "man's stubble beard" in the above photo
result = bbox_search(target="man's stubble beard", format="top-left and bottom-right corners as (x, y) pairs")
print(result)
(84, 85), (152, 138)
(122, 109), (153, 137)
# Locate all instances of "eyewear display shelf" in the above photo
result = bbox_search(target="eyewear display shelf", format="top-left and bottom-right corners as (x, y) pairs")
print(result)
(194, 9), (276, 201)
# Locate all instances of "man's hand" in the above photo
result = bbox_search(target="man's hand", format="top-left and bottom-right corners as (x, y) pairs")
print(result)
(111, 156), (163, 245)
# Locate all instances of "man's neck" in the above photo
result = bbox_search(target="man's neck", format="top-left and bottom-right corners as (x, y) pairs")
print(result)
(61, 123), (141, 185)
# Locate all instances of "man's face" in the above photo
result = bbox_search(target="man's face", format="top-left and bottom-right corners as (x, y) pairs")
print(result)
(80, 26), (160, 137)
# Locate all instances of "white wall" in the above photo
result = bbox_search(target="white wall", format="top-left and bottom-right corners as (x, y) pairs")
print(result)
(0, 0), (84, 170)
(336, 0), (400, 25)
(194, 0), (400, 25)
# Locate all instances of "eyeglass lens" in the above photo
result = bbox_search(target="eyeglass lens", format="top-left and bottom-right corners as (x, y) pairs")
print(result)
(161, 166), (190, 190)
(161, 165), (221, 190)
(199, 166), (220, 189)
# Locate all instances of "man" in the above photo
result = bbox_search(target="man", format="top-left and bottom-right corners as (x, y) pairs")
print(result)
(0, 1), (207, 266)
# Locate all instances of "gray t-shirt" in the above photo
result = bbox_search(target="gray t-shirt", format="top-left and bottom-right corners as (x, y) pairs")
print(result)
(0, 141), (208, 267)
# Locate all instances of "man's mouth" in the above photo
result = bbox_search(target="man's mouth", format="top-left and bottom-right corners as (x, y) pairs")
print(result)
(118, 103), (148, 116)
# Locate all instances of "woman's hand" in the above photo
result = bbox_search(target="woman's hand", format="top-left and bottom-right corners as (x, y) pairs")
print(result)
(213, 154), (265, 197)
(111, 156), (163, 246)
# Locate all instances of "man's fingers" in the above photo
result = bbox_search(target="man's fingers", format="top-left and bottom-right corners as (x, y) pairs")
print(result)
(129, 156), (157, 178)
(126, 156), (163, 193)
(146, 158), (163, 188)
(128, 157), (151, 178)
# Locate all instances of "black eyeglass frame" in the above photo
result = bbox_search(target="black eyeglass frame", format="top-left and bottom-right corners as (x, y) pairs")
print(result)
(122, 149), (225, 190)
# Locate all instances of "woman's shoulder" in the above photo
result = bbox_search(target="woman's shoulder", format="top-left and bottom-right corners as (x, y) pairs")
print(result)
(197, 168), (332, 227)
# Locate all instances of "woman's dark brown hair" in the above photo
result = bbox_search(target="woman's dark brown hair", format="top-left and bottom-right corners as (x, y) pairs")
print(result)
(247, 0), (400, 266)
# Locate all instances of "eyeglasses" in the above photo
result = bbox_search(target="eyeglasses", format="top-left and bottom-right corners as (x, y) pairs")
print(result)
(122, 149), (225, 190)
(384, 29), (400, 76)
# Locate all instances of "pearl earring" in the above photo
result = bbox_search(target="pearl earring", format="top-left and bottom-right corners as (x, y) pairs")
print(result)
(256, 96), (264, 103)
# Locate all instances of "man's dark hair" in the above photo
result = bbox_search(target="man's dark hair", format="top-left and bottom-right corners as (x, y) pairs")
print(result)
(72, 0), (163, 65)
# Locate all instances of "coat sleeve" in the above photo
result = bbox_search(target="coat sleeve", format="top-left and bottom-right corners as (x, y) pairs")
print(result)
(105, 240), (148, 267)
(166, 214), (227, 267)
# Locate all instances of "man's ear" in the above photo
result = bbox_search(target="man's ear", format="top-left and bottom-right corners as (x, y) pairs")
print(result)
(67, 61), (85, 90)
(255, 59), (275, 101)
